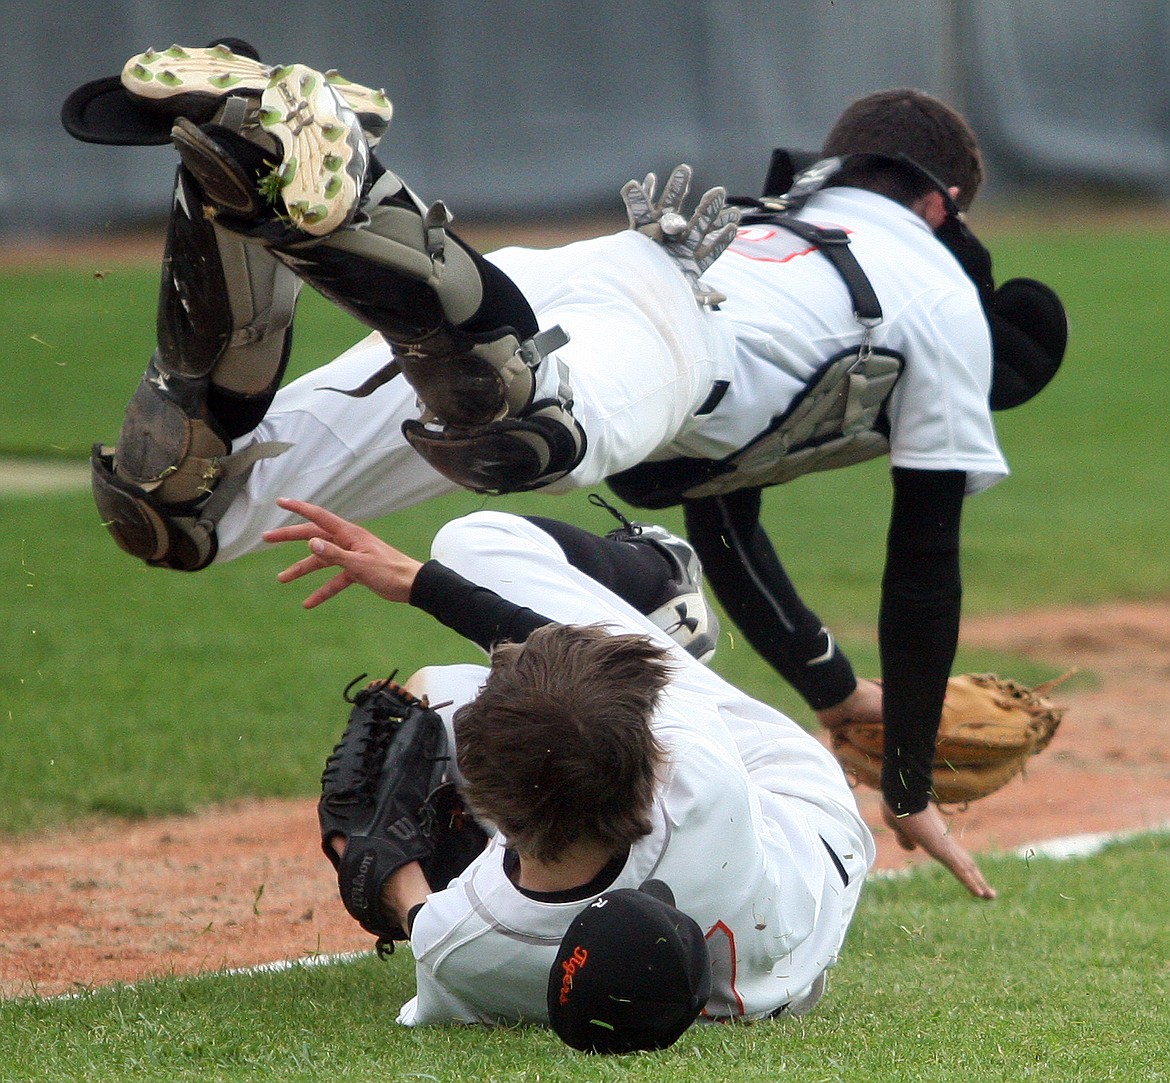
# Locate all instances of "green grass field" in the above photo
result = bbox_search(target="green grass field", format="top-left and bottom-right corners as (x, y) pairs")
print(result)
(2, 216), (1169, 1079)
(3, 838), (1168, 1082)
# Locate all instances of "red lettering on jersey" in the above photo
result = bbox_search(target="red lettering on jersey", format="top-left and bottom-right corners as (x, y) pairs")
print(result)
(729, 222), (852, 264)
(701, 920), (746, 1017)
(557, 945), (589, 1005)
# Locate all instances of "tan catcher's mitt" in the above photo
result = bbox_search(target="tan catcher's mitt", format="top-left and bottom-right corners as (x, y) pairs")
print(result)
(830, 672), (1071, 804)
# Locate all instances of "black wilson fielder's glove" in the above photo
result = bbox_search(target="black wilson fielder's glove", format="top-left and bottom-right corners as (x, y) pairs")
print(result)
(319, 674), (489, 954)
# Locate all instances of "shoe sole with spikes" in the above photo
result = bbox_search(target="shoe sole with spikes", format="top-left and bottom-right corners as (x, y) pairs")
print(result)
(121, 43), (393, 146)
(256, 64), (369, 236)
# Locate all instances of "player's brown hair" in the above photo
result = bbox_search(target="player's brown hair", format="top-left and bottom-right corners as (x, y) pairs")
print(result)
(822, 88), (984, 211)
(453, 623), (673, 863)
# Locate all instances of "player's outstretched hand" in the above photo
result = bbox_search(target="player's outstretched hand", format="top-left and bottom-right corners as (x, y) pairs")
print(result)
(263, 497), (423, 609)
(881, 801), (997, 900)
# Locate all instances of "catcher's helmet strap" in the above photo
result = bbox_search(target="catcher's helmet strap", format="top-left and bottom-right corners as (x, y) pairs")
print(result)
(760, 148), (960, 213)
(761, 148), (822, 198)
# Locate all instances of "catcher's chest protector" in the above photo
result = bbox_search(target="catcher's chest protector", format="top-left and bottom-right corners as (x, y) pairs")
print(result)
(679, 346), (902, 499)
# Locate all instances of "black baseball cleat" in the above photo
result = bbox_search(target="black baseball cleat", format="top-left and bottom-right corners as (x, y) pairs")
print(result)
(164, 66), (371, 238)
(606, 520), (721, 664)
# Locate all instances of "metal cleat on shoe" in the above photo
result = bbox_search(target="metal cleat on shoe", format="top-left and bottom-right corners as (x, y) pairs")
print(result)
(120, 43), (393, 147)
(320, 68), (393, 146)
(257, 64), (369, 236)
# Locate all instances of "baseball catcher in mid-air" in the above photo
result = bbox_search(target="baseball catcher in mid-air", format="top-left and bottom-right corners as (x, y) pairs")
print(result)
(63, 39), (1068, 897)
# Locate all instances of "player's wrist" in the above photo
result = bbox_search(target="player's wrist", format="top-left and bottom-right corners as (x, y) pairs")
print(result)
(374, 860), (430, 935)
(816, 678), (883, 730)
(380, 860), (432, 933)
(880, 759), (932, 817)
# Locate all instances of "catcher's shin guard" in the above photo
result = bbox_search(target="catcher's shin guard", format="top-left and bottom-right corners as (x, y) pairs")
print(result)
(173, 116), (567, 433)
(95, 165), (299, 570)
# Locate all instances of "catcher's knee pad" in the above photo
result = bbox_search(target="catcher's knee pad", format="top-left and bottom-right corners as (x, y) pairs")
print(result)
(311, 171), (556, 426)
(403, 399), (587, 494)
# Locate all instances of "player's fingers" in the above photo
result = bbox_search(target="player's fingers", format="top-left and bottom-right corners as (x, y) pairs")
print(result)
(263, 522), (325, 545)
(940, 846), (997, 900)
(302, 570), (355, 609)
(693, 222), (740, 264)
(660, 163), (692, 211)
(307, 536), (367, 571)
(276, 536), (357, 584)
(276, 552), (327, 583)
(689, 185), (727, 229)
(621, 181), (652, 225)
(276, 496), (354, 536)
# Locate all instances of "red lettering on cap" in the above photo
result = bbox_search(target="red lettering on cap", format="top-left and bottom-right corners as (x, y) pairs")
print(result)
(558, 945), (589, 1005)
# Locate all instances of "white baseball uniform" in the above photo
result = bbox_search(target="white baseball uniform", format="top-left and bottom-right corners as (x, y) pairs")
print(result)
(213, 185), (1005, 561)
(395, 511), (875, 1026)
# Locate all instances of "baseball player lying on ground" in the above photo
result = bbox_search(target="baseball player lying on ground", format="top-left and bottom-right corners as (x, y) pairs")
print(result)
(63, 41), (1066, 898)
(262, 498), (874, 1052)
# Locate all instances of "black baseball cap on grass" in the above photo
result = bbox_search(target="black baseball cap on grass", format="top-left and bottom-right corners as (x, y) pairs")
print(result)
(547, 879), (711, 1055)
(60, 38), (260, 146)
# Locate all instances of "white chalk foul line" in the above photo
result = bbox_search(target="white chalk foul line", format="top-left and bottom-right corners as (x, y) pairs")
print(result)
(1013, 821), (1170, 861)
(869, 821), (1170, 880)
(219, 949), (373, 978)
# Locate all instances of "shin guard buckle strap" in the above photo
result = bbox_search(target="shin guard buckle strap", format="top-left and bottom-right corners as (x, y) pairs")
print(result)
(397, 323), (569, 427)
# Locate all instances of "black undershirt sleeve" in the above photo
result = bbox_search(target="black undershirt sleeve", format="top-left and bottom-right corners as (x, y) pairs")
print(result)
(522, 515), (671, 613)
(407, 518), (680, 651)
(684, 489), (857, 709)
(879, 467), (967, 815)
(408, 560), (553, 650)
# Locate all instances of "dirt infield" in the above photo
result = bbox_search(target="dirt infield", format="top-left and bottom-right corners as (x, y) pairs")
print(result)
(3, 598), (1169, 999)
